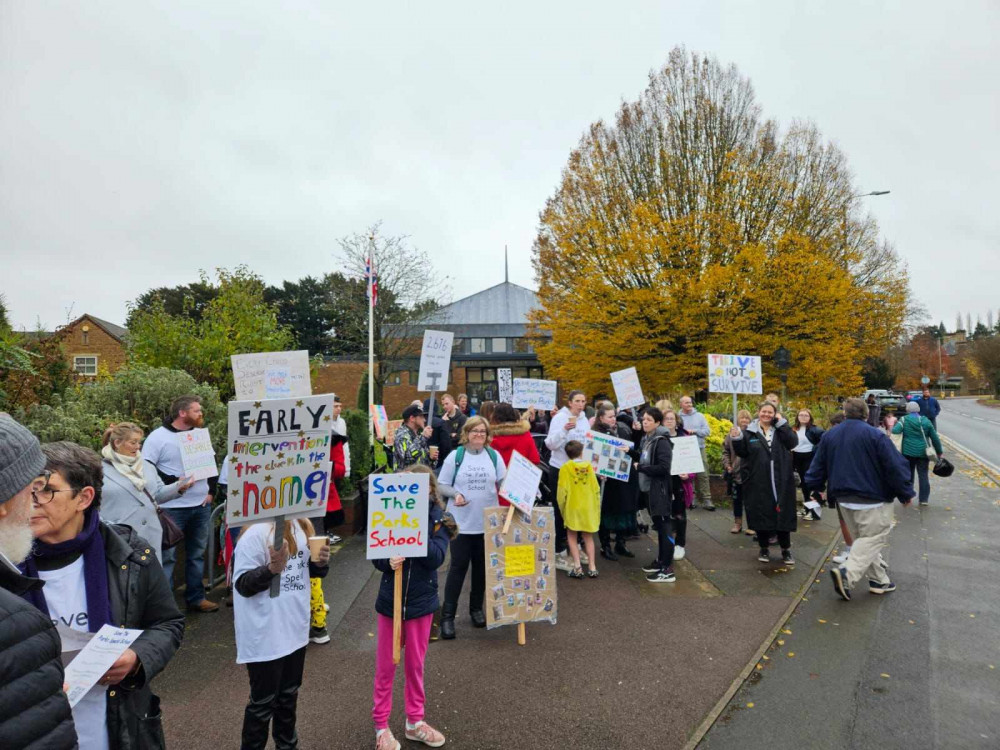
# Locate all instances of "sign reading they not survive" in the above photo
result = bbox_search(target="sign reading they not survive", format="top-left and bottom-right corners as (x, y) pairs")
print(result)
(498, 449), (543, 516)
(484, 506), (557, 630)
(231, 350), (312, 401)
(708, 354), (763, 394)
(417, 330), (454, 392)
(669, 435), (705, 475)
(177, 428), (218, 481)
(610, 367), (645, 410)
(581, 430), (633, 482)
(512, 378), (558, 411)
(366, 473), (430, 559)
(225, 394), (335, 526)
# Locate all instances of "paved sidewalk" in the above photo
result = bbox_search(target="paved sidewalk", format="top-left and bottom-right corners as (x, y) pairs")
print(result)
(700, 454), (1000, 750)
(157, 502), (839, 749)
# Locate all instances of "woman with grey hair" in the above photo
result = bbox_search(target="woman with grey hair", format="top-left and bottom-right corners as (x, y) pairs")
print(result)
(892, 401), (943, 505)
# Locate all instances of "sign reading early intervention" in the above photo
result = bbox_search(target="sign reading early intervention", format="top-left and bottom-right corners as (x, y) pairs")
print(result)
(366, 472), (430, 559)
(670, 435), (705, 475)
(512, 378), (558, 411)
(226, 394), (335, 526)
(177, 428), (218, 481)
(499, 449), (543, 516)
(610, 367), (645, 410)
(708, 354), (763, 394)
(417, 330), (454, 392)
(232, 350), (312, 401)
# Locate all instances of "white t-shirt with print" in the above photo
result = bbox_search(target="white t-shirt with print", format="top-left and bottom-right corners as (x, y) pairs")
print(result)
(233, 521), (310, 664)
(439, 448), (507, 534)
(142, 426), (212, 509)
(38, 557), (110, 750)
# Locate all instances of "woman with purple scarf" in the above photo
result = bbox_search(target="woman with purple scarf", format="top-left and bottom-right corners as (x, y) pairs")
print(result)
(20, 442), (184, 750)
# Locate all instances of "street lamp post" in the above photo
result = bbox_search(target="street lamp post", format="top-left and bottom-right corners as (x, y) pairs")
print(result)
(773, 346), (792, 406)
(843, 190), (891, 255)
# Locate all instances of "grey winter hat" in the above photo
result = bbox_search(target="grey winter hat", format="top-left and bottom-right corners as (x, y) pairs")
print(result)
(0, 414), (46, 505)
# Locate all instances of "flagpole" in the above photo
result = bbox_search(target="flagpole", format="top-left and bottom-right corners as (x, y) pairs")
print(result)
(368, 234), (375, 445)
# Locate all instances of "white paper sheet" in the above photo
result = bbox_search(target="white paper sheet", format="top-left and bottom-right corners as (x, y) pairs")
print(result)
(63, 625), (142, 707)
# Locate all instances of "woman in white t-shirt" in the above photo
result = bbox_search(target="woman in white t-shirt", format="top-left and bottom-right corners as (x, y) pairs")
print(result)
(233, 517), (330, 749)
(791, 409), (825, 519)
(544, 390), (591, 561)
(436, 416), (506, 640)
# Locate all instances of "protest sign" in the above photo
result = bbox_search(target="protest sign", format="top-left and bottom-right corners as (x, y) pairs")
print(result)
(225, 394), (335, 527)
(417, 330), (454, 392)
(484, 505), (557, 632)
(370, 404), (389, 439)
(384, 419), (403, 446)
(498, 368), (513, 404)
(708, 354), (763, 394)
(177, 428), (218, 481)
(64, 625), (142, 708)
(610, 367), (645, 410)
(512, 378), (558, 410)
(581, 430), (633, 482)
(366, 472), (430, 559)
(498, 449), (543, 516)
(670, 435), (705, 475)
(231, 350), (312, 401)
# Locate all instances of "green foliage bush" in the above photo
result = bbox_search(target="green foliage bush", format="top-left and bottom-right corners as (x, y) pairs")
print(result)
(342, 408), (374, 493)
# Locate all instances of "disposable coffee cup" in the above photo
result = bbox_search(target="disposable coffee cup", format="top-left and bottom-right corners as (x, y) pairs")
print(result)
(307, 536), (327, 562)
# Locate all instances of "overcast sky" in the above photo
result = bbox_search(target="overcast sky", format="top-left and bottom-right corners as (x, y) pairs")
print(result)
(2, 1), (997, 333)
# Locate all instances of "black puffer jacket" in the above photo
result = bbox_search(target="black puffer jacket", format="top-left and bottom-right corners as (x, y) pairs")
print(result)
(0, 559), (77, 750)
(636, 428), (674, 517)
(732, 419), (799, 532)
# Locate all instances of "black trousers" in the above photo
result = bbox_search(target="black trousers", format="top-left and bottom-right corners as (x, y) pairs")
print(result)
(732, 483), (744, 520)
(651, 515), (675, 569)
(443, 533), (486, 614)
(757, 530), (792, 551)
(242, 646), (306, 750)
(548, 464), (568, 553)
(792, 451), (821, 503)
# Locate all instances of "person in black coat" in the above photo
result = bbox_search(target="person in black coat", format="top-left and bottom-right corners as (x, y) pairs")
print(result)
(423, 397), (454, 470)
(592, 403), (639, 560)
(789, 408), (826, 518)
(635, 408), (677, 583)
(730, 402), (800, 565)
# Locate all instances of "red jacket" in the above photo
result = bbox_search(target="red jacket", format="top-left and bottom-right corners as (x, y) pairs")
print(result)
(489, 420), (541, 507)
(326, 439), (347, 512)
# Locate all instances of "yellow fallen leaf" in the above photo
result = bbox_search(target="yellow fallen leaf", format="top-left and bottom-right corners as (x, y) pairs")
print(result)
(777, 639), (785, 645)
(787, 652), (795, 657)
(989, 665), (995, 670)
(880, 673), (890, 678)
(367, 632), (375, 637)
(762, 655), (770, 660)
(747, 702), (754, 708)
(908, 620), (915, 624)
(818, 619), (827, 624)
(782, 629), (792, 634)
(970, 614), (976, 618)
(756, 664), (763, 670)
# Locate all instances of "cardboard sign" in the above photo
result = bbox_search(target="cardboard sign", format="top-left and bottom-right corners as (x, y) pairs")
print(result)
(231, 350), (312, 401)
(484, 506), (557, 630)
(384, 419), (404, 446)
(498, 449), (543, 516)
(177, 428), (218, 481)
(670, 435), (705, 475)
(610, 367), (645, 410)
(512, 378), (558, 410)
(417, 330), (454, 392)
(370, 404), (389, 439)
(225, 395), (335, 527)
(366, 473), (430, 559)
(498, 368), (513, 404)
(581, 430), (633, 482)
(64, 625), (143, 708)
(708, 354), (763, 395)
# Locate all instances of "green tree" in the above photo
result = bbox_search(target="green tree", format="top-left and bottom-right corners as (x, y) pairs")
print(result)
(969, 336), (1000, 397)
(0, 296), (72, 411)
(264, 276), (337, 355)
(125, 280), (219, 328)
(127, 267), (294, 399)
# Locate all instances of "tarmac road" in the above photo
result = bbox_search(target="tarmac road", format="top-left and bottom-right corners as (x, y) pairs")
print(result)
(936, 398), (1000, 471)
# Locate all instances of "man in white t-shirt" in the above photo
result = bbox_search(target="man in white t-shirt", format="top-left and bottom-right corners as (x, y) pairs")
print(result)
(143, 395), (219, 613)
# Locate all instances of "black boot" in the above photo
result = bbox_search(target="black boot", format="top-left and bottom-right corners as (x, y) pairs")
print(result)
(271, 683), (300, 750)
(440, 603), (457, 640)
(600, 544), (618, 561)
(614, 538), (634, 558)
(470, 608), (487, 628)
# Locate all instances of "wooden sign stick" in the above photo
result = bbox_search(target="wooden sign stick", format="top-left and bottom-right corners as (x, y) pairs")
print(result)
(501, 505), (516, 535)
(269, 514), (286, 598)
(517, 622), (526, 646)
(392, 566), (403, 665)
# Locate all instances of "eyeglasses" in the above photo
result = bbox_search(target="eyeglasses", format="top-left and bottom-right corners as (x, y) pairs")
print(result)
(468, 429), (488, 435)
(30, 473), (79, 505)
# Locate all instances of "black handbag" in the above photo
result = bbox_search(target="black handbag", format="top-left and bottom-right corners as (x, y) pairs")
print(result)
(145, 489), (185, 549)
(932, 457), (954, 478)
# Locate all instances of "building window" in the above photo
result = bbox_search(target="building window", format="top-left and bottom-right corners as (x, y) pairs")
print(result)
(513, 367), (529, 378)
(74, 356), (98, 375)
(470, 338), (486, 354)
(408, 370), (418, 384)
(483, 368), (496, 382)
(466, 368), (482, 383)
(82, 330), (89, 345)
(513, 338), (534, 353)
(529, 367), (543, 379)
(387, 373), (403, 386)
(491, 337), (507, 353)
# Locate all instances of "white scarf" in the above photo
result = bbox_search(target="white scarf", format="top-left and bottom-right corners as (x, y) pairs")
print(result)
(101, 444), (147, 493)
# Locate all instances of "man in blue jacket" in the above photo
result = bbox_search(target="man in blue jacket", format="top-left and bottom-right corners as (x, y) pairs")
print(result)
(914, 387), (941, 428)
(805, 398), (915, 601)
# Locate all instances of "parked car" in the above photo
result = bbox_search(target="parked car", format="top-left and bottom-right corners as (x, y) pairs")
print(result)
(876, 392), (908, 417)
(862, 389), (890, 402)
(906, 390), (923, 401)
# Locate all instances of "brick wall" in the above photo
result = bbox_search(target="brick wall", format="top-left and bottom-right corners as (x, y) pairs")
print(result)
(315, 361), (470, 418)
(60, 317), (127, 376)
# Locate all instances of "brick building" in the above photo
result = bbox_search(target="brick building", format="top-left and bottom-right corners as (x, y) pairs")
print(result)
(53, 314), (128, 376)
(314, 280), (550, 416)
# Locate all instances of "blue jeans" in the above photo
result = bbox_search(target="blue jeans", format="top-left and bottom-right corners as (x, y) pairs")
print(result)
(162, 503), (213, 605)
(907, 456), (931, 503)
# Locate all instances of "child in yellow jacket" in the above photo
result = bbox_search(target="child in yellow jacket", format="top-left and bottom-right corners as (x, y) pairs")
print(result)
(557, 440), (601, 579)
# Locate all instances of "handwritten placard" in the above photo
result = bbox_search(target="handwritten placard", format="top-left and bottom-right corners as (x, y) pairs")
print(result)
(610, 367), (645, 410)
(708, 354), (763, 395)
(670, 435), (705, 475)
(484, 506), (557, 630)
(366, 473), (430, 559)
(63, 625), (143, 707)
(512, 379), (558, 410)
(581, 430), (633, 482)
(177, 428), (218, 481)
(498, 368), (513, 404)
(417, 330), (454, 392)
(498, 449), (543, 516)
(504, 545), (535, 577)
(226, 394), (335, 526)
(370, 404), (389, 439)
(232, 350), (312, 401)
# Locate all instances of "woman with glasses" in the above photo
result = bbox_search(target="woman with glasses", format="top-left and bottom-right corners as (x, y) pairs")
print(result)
(436, 417), (507, 640)
(19, 442), (184, 750)
(100, 422), (195, 563)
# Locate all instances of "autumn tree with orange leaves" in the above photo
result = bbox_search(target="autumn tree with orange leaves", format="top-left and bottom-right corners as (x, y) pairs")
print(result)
(530, 47), (910, 400)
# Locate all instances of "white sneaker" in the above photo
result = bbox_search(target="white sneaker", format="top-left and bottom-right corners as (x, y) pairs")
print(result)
(554, 551), (573, 573)
(673, 545), (686, 561)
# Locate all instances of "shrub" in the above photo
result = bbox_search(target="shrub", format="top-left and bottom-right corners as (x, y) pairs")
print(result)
(704, 413), (733, 474)
(341, 408), (374, 494)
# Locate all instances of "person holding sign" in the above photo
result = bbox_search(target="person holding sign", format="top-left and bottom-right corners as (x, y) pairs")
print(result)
(393, 405), (434, 469)
(233, 516), (330, 749)
(100, 422), (196, 563)
(592, 403), (638, 561)
(722, 410), (754, 534)
(544, 390), (591, 568)
(21, 442), (185, 750)
(729, 402), (799, 565)
(636, 408), (679, 583)
(437, 417), (507, 639)
(662, 410), (692, 560)
(488, 403), (541, 493)
(679, 396), (715, 511)
(370, 465), (456, 750)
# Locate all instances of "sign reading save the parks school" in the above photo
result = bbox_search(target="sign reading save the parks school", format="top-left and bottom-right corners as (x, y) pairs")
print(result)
(707, 354), (763, 394)
(366, 472), (430, 560)
(225, 394), (335, 526)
